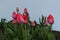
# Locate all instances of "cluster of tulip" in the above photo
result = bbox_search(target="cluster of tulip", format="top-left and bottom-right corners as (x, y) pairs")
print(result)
(12, 7), (29, 24)
(12, 7), (54, 26)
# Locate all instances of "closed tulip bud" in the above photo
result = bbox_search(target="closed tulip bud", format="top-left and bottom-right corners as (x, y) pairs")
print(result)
(47, 14), (54, 25)
(31, 21), (35, 26)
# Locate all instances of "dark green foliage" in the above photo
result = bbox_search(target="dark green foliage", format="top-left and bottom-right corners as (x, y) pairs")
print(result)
(0, 16), (55, 40)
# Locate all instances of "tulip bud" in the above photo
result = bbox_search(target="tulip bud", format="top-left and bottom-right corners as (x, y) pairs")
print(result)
(31, 21), (35, 26)
(47, 14), (54, 25)
(24, 8), (29, 17)
(12, 11), (17, 19)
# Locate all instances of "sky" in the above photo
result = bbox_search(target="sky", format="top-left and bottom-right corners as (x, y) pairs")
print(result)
(0, 0), (60, 31)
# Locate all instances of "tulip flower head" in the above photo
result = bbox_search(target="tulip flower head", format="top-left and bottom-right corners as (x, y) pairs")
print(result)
(24, 8), (29, 17)
(31, 21), (35, 26)
(12, 11), (17, 19)
(23, 8), (29, 24)
(16, 13), (25, 23)
(24, 8), (28, 13)
(47, 14), (54, 25)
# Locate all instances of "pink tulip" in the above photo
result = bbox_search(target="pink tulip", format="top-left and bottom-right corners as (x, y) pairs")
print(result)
(31, 21), (35, 26)
(24, 8), (29, 17)
(23, 15), (28, 24)
(12, 8), (29, 24)
(47, 14), (54, 25)
(12, 11), (17, 19)
(16, 13), (25, 23)
(23, 8), (29, 23)
(24, 8), (28, 13)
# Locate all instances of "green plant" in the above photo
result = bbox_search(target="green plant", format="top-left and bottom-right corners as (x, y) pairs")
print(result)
(0, 16), (55, 40)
